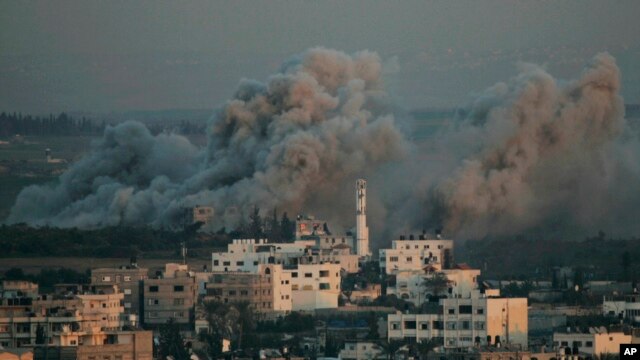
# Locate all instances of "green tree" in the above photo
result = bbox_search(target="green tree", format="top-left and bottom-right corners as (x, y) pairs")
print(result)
(267, 208), (282, 243)
(280, 212), (294, 241)
(249, 206), (263, 240)
(422, 272), (450, 299)
(158, 319), (189, 360)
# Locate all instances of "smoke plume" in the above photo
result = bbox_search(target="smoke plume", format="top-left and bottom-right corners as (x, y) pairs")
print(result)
(8, 49), (640, 243)
(8, 48), (407, 230)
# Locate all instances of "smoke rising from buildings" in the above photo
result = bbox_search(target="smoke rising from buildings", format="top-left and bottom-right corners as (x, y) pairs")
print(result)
(7, 49), (640, 243)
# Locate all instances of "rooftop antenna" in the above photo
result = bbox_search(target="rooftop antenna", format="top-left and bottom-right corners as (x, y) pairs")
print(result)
(181, 241), (187, 265)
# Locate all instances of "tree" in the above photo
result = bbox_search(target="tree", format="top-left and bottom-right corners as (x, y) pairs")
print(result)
(622, 251), (631, 281)
(249, 206), (263, 240)
(267, 208), (282, 243)
(382, 339), (403, 360)
(280, 212), (294, 242)
(158, 319), (189, 360)
(411, 339), (438, 360)
(422, 272), (450, 299)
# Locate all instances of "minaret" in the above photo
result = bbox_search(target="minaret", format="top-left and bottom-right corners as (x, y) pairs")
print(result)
(356, 179), (370, 257)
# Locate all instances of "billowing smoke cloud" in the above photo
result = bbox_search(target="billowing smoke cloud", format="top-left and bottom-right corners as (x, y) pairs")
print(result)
(8, 49), (640, 243)
(8, 48), (408, 230)
(420, 53), (640, 239)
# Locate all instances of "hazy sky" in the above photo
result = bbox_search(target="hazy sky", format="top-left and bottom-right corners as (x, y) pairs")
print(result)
(1, 1), (639, 114)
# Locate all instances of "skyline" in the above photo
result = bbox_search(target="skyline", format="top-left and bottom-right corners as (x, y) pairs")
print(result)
(1, 1), (640, 114)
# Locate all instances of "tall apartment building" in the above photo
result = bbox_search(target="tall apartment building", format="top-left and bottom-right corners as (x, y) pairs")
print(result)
(141, 264), (196, 330)
(91, 265), (148, 316)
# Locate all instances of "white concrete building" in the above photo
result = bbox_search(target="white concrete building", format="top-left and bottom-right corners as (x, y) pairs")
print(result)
(285, 263), (341, 311)
(388, 266), (481, 306)
(387, 297), (528, 349)
(603, 294), (640, 323)
(339, 340), (385, 360)
(379, 237), (454, 275)
(553, 327), (631, 356)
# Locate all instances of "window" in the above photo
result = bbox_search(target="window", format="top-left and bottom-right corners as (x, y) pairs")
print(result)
(585, 341), (593, 347)
(236, 261), (244, 266)
(292, 285), (299, 290)
(213, 260), (219, 266)
(305, 273), (313, 278)
(253, 261), (259, 265)
(174, 285), (184, 292)
(459, 320), (471, 330)
(448, 308), (455, 314)
(420, 322), (429, 330)
(476, 308), (484, 314)
(474, 321), (485, 330)
(124, 289), (132, 295)
(446, 321), (456, 330)
(404, 321), (416, 329)
(319, 283), (330, 290)
(292, 272), (298, 278)
(390, 256), (399, 262)
(319, 270), (329, 277)
(148, 312), (158, 318)
(223, 261), (230, 266)
(391, 322), (400, 330)
(148, 299), (159, 305)
(149, 286), (159, 292)
(240, 290), (248, 296)
(459, 305), (472, 314)
(406, 257), (412, 262)
(102, 276), (111, 282)
(174, 298), (184, 305)
(124, 276), (131, 282)
(561, 341), (568, 347)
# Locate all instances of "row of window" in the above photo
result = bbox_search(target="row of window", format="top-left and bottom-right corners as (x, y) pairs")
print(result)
(147, 311), (185, 318)
(555, 340), (593, 348)
(395, 320), (485, 331)
(148, 285), (185, 292)
(99, 275), (133, 282)
(147, 298), (186, 306)
(447, 306), (483, 315)
(291, 270), (335, 278)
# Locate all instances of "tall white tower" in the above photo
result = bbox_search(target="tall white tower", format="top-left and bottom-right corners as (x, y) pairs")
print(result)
(356, 179), (370, 257)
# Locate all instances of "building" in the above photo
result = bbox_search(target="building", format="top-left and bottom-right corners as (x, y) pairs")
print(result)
(379, 237), (454, 275)
(204, 264), (292, 316)
(338, 340), (385, 360)
(603, 294), (640, 324)
(32, 330), (152, 360)
(183, 205), (214, 227)
(91, 264), (148, 317)
(286, 263), (342, 311)
(355, 179), (370, 258)
(141, 264), (196, 330)
(212, 238), (359, 274)
(387, 266), (481, 307)
(295, 215), (329, 239)
(0, 287), (124, 349)
(552, 327), (631, 356)
(387, 297), (528, 350)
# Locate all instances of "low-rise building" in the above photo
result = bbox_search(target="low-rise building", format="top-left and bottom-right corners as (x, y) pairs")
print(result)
(379, 236), (454, 275)
(552, 327), (631, 356)
(387, 297), (528, 350)
(286, 263), (341, 311)
(603, 294), (640, 324)
(338, 340), (385, 360)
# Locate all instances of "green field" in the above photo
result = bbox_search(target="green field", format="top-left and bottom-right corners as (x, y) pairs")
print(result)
(0, 135), (98, 222)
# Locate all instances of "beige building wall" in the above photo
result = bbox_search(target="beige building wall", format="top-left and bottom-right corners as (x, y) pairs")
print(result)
(286, 263), (341, 311)
(485, 298), (528, 349)
(143, 271), (196, 327)
(91, 267), (148, 315)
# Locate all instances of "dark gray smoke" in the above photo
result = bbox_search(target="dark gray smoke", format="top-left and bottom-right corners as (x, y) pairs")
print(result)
(8, 48), (407, 230)
(8, 49), (640, 243)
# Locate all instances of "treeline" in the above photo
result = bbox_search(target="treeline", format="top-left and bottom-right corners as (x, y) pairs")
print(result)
(0, 112), (105, 137)
(1, 267), (89, 292)
(0, 224), (209, 257)
(227, 207), (296, 243)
